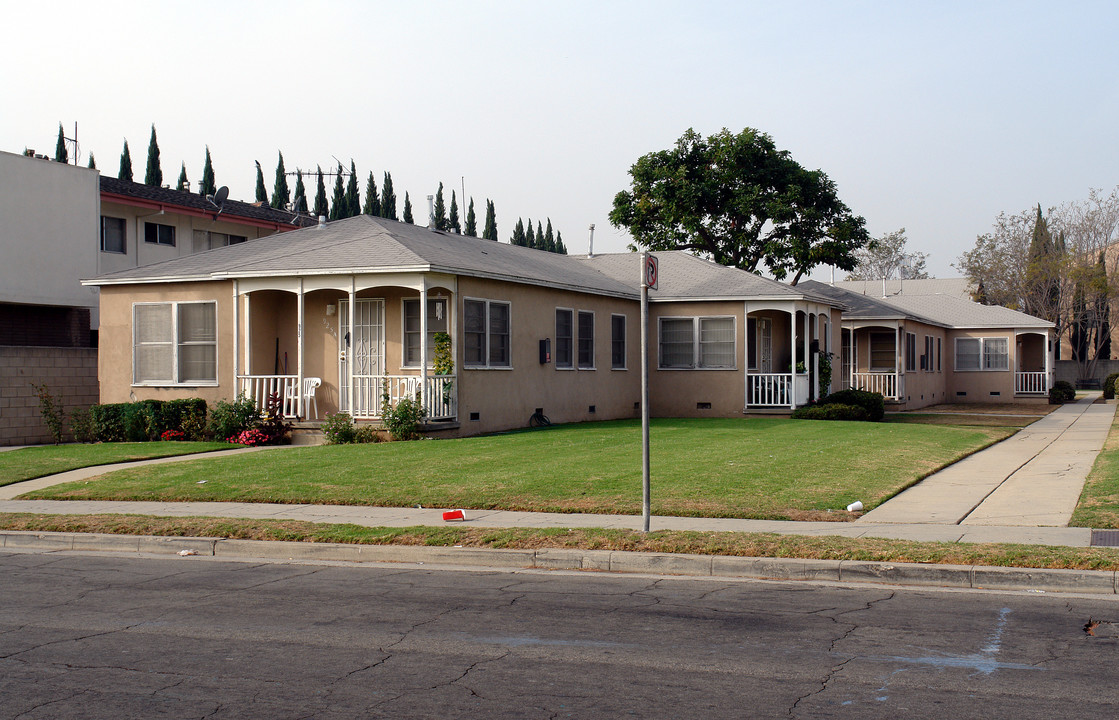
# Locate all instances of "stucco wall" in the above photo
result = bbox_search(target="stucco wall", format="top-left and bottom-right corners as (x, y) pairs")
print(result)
(650, 300), (745, 417)
(0, 347), (98, 445)
(945, 329), (1018, 402)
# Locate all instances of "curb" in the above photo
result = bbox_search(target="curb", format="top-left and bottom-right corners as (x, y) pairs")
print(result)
(4, 530), (1117, 594)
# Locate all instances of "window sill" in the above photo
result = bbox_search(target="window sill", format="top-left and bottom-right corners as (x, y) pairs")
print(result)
(132, 382), (219, 388)
(463, 366), (513, 371)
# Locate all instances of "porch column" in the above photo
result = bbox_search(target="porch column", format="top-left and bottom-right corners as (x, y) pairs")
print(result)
(347, 279), (355, 415)
(420, 282), (428, 416)
(743, 301), (750, 409)
(789, 310), (796, 410)
(896, 324), (903, 401)
(297, 279), (305, 418)
(233, 281), (240, 396)
(1045, 330), (1052, 391)
(244, 292), (252, 378)
(804, 312), (812, 402)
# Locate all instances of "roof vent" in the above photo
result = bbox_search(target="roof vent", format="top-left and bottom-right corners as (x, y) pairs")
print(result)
(317, 215), (327, 229)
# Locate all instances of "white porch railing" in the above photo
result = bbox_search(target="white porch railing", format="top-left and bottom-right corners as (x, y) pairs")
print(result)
(748, 373), (793, 407)
(850, 372), (898, 400)
(348, 374), (458, 421)
(238, 375), (299, 417)
(1016, 371), (1048, 394)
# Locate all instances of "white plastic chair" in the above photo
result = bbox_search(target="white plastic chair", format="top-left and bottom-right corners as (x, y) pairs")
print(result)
(303, 377), (321, 420)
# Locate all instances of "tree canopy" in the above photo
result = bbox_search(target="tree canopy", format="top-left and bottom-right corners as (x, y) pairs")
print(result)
(199, 146), (215, 197)
(118, 140), (133, 182)
(144, 125), (162, 187)
(609, 127), (869, 284)
(845, 228), (929, 281)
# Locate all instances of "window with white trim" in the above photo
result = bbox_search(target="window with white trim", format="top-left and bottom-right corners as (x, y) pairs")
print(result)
(144, 222), (176, 246)
(403, 297), (448, 367)
(578, 311), (595, 369)
(133, 301), (216, 385)
(905, 332), (917, 372)
(101, 216), (126, 253)
(924, 335), (934, 372)
(555, 308), (573, 369)
(192, 230), (247, 252)
(611, 314), (626, 369)
(955, 337), (1009, 371)
(658, 316), (735, 369)
(464, 299), (510, 368)
(937, 337), (942, 372)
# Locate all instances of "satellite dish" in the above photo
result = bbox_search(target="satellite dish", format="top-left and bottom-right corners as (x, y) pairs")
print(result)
(206, 186), (229, 215)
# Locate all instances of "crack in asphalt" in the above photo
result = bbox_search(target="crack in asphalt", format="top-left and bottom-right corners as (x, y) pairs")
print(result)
(9, 688), (90, 720)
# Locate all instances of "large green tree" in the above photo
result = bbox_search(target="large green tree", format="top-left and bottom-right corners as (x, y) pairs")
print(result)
(402, 192), (414, 224)
(328, 164), (345, 220)
(345, 161), (360, 218)
(464, 197), (477, 237)
(293, 170), (308, 213)
(271, 152), (290, 209)
(511, 218), (526, 246)
(144, 125), (162, 186)
(610, 127), (869, 284)
(362, 172), (381, 216)
(381, 172), (397, 220)
(118, 140), (133, 182)
(199, 146), (215, 196)
(433, 183), (448, 230)
(254, 161), (268, 203)
(555, 230), (567, 254)
(482, 200), (498, 240)
(525, 219), (536, 249)
(449, 191), (461, 233)
(54, 124), (68, 163)
(313, 166), (328, 218)
(845, 228), (930, 281)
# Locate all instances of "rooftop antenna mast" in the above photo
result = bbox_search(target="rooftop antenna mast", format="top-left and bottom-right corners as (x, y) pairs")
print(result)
(63, 121), (80, 165)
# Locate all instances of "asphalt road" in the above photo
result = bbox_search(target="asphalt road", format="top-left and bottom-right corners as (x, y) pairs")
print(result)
(2, 550), (1118, 719)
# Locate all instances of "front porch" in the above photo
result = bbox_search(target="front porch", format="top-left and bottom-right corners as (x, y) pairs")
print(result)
(237, 373), (457, 421)
(744, 302), (833, 408)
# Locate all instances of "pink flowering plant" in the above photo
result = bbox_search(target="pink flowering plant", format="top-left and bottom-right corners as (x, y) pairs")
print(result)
(160, 429), (186, 442)
(228, 428), (269, 446)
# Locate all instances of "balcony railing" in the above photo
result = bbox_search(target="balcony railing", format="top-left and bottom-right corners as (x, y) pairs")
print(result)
(238, 374), (457, 421)
(1015, 371), (1048, 394)
(849, 372), (899, 400)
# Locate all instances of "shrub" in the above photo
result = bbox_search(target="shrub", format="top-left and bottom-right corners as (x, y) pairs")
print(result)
(322, 412), (357, 444)
(791, 403), (870, 421)
(382, 392), (424, 441)
(1054, 380), (1076, 402)
(207, 394), (261, 441)
(258, 392), (293, 445)
(122, 399), (163, 441)
(1105, 373), (1119, 400)
(30, 383), (64, 444)
(161, 399), (207, 438)
(819, 388), (885, 421)
(229, 428), (269, 446)
(161, 429), (186, 441)
(90, 403), (129, 442)
(353, 425), (384, 443)
(69, 407), (94, 443)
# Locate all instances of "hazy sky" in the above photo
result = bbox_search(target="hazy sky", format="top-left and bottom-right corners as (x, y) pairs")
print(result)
(4, 1), (1116, 280)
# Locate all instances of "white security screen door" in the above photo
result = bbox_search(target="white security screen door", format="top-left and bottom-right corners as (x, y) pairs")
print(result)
(757, 318), (772, 373)
(339, 299), (385, 416)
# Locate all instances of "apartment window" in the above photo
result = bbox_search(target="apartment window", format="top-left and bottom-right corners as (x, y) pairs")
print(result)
(937, 337), (942, 372)
(144, 222), (176, 246)
(956, 337), (1009, 371)
(133, 301), (216, 385)
(403, 297), (448, 367)
(464, 299), (510, 368)
(905, 333), (917, 372)
(611, 314), (626, 369)
(193, 230), (247, 252)
(658, 316), (735, 369)
(100, 216), (126, 253)
(578, 311), (595, 369)
(869, 332), (895, 372)
(555, 308), (573, 369)
(924, 336), (934, 372)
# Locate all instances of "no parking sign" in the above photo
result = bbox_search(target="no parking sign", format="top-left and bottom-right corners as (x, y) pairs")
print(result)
(644, 253), (658, 290)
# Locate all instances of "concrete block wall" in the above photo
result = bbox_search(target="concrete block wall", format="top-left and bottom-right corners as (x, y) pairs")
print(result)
(0, 347), (98, 446)
(1054, 359), (1119, 386)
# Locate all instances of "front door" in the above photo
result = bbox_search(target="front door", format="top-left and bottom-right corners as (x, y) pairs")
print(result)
(338, 299), (385, 416)
(757, 318), (772, 372)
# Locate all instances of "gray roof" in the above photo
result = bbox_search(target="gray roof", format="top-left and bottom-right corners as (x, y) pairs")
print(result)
(835, 277), (974, 300)
(100, 176), (316, 228)
(798, 280), (918, 322)
(875, 294), (1053, 329)
(576, 252), (840, 305)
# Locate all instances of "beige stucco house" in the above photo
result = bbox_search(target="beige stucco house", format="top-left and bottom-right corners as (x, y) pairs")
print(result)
(85, 215), (845, 436)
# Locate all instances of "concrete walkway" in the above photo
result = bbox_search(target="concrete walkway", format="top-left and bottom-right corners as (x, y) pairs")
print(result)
(858, 393), (1116, 527)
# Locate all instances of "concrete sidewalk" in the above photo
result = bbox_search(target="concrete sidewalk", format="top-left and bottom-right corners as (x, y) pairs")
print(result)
(858, 393), (1116, 527)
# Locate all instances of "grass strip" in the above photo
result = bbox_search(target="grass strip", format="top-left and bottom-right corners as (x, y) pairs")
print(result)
(0, 442), (236, 487)
(1071, 412), (1119, 529)
(3, 512), (1118, 571)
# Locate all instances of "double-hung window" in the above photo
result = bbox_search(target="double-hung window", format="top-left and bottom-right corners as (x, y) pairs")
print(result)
(924, 335), (934, 372)
(100, 216), (126, 253)
(133, 301), (217, 385)
(403, 298), (449, 367)
(955, 337), (1009, 371)
(577, 311), (595, 369)
(144, 222), (176, 246)
(658, 316), (735, 369)
(464, 299), (511, 368)
(555, 309), (573, 369)
(905, 332), (917, 372)
(611, 314), (626, 369)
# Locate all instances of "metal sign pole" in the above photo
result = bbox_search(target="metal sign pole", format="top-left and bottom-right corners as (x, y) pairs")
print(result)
(641, 252), (653, 532)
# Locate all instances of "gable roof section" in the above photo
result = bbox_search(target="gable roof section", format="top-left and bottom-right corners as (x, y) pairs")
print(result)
(798, 280), (918, 322)
(100, 176), (317, 230)
(577, 252), (840, 305)
(834, 277), (974, 300)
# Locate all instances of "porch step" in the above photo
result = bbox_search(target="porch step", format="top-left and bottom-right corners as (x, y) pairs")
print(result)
(290, 427), (325, 446)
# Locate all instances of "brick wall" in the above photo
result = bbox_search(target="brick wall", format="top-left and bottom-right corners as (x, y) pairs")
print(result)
(0, 347), (99, 446)
(0, 305), (92, 347)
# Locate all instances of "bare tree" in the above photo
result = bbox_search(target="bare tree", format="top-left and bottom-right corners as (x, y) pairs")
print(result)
(846, 228), (930, 281)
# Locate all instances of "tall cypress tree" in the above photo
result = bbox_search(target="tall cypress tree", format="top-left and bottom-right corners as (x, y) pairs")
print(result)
(464, 197), (477, 236)
(381, 172), (397, 220)
(176, 163), (189, 191)
(402, 192), (414, 224)
(199, 146), (215, 196)
(1026, 204), (1059, 322)
(482, 200), (497, 241)
(329, 164), (345, 220)
(293, 170), (308, 213)
(345, 161), (361, 218)
(271, 152), (290, 209)
(433, 183), (448, 230)
(525, 219), (536, 249)
(536, 221), (545, 251)
(543, 219), (555, 252)
(362, 172), (381, 216)
(54, 124), (68, 163)
(118, 140), (133, 182)
(511, 218), (525, 246)
(144, 125), (162, 186)
(449, 191), (461, 233)
(1097, 251), (1111, 360)
(86, 152), (96, 170)
(254, 161), (268, 203)
(313, 166), (328, 218)
(555, 230), (567, 255)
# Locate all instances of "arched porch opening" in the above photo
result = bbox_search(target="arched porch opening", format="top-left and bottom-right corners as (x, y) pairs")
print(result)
(1015, 330), (1050, 395)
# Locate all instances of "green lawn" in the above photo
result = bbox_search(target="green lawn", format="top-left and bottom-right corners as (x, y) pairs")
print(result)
(21, 418), (1014, 521)
(1071, 414), (1119, 528)
(0, 442), (235, 487)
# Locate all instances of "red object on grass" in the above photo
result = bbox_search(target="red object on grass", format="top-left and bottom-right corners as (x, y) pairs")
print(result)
(442, 509), (466, 522)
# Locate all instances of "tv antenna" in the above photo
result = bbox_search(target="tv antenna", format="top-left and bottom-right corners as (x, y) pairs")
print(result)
(206, 185), (229, 215)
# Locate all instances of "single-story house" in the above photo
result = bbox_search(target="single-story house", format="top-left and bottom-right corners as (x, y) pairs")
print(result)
(83, 215), (1055, 435)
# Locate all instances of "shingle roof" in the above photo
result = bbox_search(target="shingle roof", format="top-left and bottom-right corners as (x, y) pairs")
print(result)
(834, 277), (974, 300)
(99, 176), (317, 228)
(798, 280), (917, 321)
(576, 252), (840, 305)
